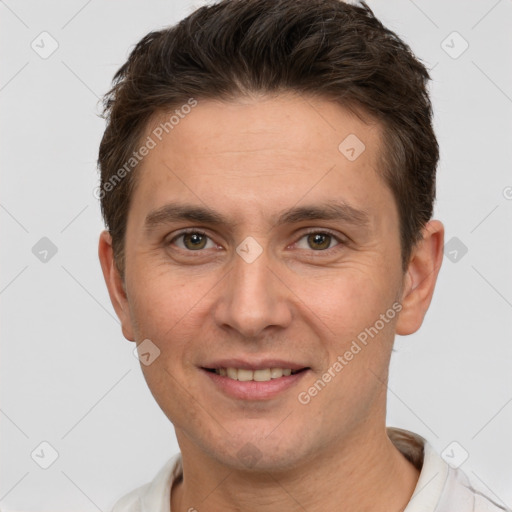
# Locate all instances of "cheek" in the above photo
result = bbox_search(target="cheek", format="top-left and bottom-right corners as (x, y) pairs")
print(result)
(290, 264), (397, 340)
(126, 264), (221, 390)
(126, 260), (208, 337)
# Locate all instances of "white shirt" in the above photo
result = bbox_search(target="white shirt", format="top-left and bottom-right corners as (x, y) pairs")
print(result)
(111, 428), (510, 512)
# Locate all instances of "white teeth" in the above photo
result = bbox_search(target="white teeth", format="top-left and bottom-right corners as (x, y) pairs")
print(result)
(214, 367), (299, 381)
(270, 368), (283, 378)
(253, 369), (271, 381)
(237, 369), (253, 382)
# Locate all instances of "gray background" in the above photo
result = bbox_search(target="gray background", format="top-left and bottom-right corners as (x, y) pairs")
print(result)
(1, 0), (511, 510)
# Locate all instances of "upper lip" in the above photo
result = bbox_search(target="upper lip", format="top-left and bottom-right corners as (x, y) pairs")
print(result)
(201, 359), (309, 371)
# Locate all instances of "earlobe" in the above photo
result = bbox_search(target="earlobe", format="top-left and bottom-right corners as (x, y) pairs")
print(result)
(395, 220), (444, 336)
(98, 230), (136, 342)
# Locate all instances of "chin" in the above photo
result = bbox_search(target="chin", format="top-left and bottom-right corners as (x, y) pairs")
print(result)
(203, 429), (314, 473)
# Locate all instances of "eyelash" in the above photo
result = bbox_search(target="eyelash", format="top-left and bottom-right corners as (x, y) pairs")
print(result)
(167, 228), (346, 254)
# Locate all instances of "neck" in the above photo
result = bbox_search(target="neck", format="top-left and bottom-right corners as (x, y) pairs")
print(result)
(171, 427), (420, 512)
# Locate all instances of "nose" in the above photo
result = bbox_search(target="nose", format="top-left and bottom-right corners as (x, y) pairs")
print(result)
(213, 245), (293, 339)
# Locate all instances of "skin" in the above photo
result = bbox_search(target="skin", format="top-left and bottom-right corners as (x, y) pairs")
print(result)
(99, 92), (444, 512)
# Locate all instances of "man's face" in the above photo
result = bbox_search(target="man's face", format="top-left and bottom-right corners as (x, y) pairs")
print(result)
(119, 93), (407, 469)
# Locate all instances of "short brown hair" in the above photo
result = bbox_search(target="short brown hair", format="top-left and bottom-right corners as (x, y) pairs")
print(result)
(98, 0), (438, 279)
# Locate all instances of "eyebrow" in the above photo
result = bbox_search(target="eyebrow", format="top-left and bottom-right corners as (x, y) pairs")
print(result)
(144, 200), (371, 232)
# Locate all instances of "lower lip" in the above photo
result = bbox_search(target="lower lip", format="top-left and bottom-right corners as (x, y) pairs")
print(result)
(202, 369), (309, 400)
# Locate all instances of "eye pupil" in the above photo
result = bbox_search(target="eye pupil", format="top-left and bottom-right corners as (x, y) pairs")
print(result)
(308, 233), (330, 250)
(184, 232), (207, 250)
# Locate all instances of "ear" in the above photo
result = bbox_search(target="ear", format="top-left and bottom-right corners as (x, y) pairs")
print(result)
(98, 230), (135, 342)
(395, 220), (444, 336)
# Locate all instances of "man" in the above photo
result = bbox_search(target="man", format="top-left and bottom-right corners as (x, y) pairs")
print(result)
(97, 0), (510, 510)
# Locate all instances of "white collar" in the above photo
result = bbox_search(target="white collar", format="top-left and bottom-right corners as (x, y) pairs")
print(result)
(112, 428), (508, 512)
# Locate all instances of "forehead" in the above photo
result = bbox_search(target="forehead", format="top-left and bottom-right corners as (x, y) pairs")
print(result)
(146, 92), (382, 164)
(130, 93), (391, 226)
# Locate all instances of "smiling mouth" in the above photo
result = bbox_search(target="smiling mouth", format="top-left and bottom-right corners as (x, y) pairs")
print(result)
(203, 367), (309, 382)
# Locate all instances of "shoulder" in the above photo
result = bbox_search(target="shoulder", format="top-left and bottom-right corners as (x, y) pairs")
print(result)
(387, 428), (510, 512)
(110, 454), (182, 512)
(414, 441), (510, 512)
(436, 465), (511, 512)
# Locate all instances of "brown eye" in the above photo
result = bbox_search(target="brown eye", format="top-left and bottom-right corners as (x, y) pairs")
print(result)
(293, 230), (346, 253)
(182, 232), (207, 250)
(306, 233), (333, 250)
(170, 230), (214, 251)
